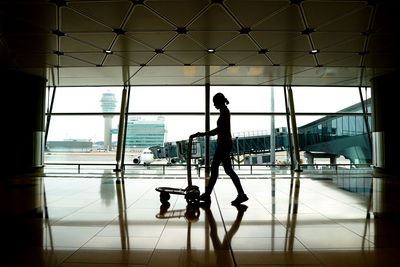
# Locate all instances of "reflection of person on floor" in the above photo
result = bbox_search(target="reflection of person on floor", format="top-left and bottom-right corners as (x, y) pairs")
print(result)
(191, 93), (248, 205)
(203, 204), (248, 250)
(100, 175), (115, 206)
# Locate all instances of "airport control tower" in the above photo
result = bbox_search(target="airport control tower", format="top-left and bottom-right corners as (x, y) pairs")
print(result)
(100, 92), (117, 151)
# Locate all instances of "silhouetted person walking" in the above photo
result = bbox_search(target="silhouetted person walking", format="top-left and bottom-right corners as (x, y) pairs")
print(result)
(191, 93), (248, 205)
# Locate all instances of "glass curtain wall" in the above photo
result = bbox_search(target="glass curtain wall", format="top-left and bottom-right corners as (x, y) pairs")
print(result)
(44, 85), (371, 173)
(293, 87), (372, 168)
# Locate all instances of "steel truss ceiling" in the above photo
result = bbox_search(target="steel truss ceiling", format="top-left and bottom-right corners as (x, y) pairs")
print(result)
(0, 0), (398, 86)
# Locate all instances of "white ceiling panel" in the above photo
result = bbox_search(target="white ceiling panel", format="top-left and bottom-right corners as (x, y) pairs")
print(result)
(67, 33), (116, 51)
(60, 36), (102, 52)
(317, 53), (362, 67)
(126, 32), (177, 50)
(112, 35), (153, 51)
(146, 0), (210, 28)
(0, 0), (397, 87)
(165, 51), (207, 65)
(312, 33), (365, 52)
(113, 51), (155, 65)
(60, 54), (94, 67)
(60, 7), (112, 32)
(218, 35), (259, 51)
(225, 0), (289, 28)
(164, 35), (206, 51)
(147, 54), (181, 66)
(252, 5), (305, 31)
(64, 52), (105, 66)
(192, 53), (228, 66)
(317, 5), (373, 32)
(250, 31), (301, 50)
(188, 31), (239, 50)
(269, 35), (311, 52)
(67, 1), (131, 29)
(302, 1), (368, 30)
(237, 54), (273, 66)
(188, 4), (240, 31)
(217, 52), (258, 65)
(124, 5), (175, 31)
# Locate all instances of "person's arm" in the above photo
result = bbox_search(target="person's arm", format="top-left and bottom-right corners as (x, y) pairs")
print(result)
(191, 127), (218, 138)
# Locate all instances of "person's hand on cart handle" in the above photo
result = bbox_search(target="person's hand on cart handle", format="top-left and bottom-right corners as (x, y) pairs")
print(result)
(190, 132), (203, 139)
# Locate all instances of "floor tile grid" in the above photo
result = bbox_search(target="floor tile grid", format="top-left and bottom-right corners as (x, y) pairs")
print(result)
(146, 180), (237, 267)
(240, 177), (377, 266)
(234, 178), (372, 264)
(213, 189), (239, 267)
(295, 178), (377, 250)
(214, 180), (325, 266)
(143, 184), (185, 266)
(8, 173), (395, 267)
(58, 178), (171, 266)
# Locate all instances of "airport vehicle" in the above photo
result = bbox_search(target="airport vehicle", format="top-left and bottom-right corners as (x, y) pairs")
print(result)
(155, 136), (200, 205)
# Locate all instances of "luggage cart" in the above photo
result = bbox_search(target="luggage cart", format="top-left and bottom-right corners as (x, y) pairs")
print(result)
(155, 136), (200, 205)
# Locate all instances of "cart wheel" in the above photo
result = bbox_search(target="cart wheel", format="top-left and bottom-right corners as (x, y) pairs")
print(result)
(159, 202), (170, 215)
(160, 192), (170, 203)
(185, 206), (200, 222)
(185, 188), (200, 205)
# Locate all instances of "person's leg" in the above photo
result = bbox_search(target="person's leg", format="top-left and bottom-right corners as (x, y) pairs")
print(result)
(220, 148), (248, 205)
(206, 147), (223, 194)
(221, 151), (245, 195)
(201, 147), (222, 202)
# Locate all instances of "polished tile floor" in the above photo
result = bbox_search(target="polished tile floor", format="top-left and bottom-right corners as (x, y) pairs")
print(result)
(2, 170), (400, 267)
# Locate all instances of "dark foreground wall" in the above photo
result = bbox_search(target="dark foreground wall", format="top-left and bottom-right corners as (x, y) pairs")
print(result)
(371, 71), (400, 176)
(1, 69), (46, 173)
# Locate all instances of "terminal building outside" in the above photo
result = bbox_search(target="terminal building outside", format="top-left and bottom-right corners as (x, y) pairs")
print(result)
(112, 116), (167, 152)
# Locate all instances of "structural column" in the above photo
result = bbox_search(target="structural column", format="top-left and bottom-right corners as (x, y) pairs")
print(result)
(205, 83), (210, 183)
(371, 71), (400, 218)
(270, 86), (275, 165)
(371, 71), (399, 175)
(3, 70), (46, 172)
(287, 86), (302, 172)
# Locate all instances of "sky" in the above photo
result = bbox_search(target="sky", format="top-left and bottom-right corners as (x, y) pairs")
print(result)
(47, 86), (370, 143)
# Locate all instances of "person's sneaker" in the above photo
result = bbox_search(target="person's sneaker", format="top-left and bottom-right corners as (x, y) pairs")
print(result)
(231, 194), (248, 205)
(199, 193), (211, 204)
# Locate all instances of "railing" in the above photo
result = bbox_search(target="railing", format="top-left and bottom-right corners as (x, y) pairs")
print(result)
(44, 162), (372, 175)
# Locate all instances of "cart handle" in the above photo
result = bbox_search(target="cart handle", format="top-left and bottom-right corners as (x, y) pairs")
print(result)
(187, 136), (193, 187)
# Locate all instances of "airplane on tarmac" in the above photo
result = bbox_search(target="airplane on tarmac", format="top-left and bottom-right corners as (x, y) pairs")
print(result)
(133, 140), (201, 166)
(133, 148), (155, 166)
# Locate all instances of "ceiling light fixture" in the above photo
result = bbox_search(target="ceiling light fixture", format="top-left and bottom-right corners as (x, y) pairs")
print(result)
(240, 27), (251, 34)
(52, 30), (65, 36)
(176, 27), (188, 34)
(310, 49), (319, 54)
(290, 0), (303, 5)
(301, 28), (314, 35)
(131, 0), (144, 5)
(207, 49), (216, 53)
(104, 50), (113, 54)
(49, 0), (66, 7)
(113, 28), (126, 35)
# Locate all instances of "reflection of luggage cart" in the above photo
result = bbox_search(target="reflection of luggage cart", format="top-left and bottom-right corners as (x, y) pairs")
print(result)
(156, 206), (200, 222)
(155, 136), (200, 205)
